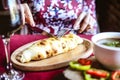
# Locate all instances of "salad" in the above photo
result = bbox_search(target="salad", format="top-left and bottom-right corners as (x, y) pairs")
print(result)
(64, 57), (120, 80)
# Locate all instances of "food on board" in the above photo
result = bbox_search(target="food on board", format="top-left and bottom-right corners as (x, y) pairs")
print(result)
(16, 33), (83, 63)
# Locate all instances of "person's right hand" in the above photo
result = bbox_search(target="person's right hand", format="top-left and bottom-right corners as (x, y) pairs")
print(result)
(73, 12), (96, 34)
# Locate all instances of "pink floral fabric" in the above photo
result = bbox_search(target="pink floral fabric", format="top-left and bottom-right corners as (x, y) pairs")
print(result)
(22, 0), (98, 35)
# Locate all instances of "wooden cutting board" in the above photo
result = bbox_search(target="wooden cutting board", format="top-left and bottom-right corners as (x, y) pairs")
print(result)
(11, 38), (93, 71)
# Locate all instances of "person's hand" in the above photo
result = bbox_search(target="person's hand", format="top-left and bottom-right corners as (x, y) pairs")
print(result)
(20, 3), (35, 27)
(73, 12), (95, 33)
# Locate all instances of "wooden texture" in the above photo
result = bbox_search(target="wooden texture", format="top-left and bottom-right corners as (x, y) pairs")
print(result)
(11, 38), (93, 71)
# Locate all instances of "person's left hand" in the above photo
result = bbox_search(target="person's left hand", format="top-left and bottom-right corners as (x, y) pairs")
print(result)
(73, 12), (95, 33)
(20, 3), (35, 27)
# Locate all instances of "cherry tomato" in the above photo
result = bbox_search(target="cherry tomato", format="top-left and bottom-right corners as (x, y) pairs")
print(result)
(111, 70), (120, 80)
(78, 58), (92, 65)
(84, 71), (106, 80)
(86, 68), (110, 78)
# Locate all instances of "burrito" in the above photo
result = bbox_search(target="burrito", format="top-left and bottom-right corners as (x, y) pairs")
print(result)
(16, 33), (83, 63)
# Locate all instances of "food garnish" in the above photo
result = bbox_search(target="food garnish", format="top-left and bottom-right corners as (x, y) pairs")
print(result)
(86, 68), (110, 78)
(68, 58), (112, 80)
(84, 68), (110, 80)
(102, 39), (120, 47)
(69, 58), (92, 71)
(68, 57), (120, 80)
(111, 70), (120, 80)
(78, 58), (92, 65)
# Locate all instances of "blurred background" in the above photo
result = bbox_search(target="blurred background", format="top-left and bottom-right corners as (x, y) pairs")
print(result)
(95, 0), (120, 32)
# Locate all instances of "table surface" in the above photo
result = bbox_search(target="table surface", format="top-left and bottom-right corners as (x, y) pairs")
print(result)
(0, 34), (92, 80)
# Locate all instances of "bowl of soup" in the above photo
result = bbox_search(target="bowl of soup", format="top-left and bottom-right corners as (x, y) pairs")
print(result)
(92, 32), (120, 70)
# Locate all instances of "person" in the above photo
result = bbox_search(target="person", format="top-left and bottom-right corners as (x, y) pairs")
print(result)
(20, 0), (99, 35)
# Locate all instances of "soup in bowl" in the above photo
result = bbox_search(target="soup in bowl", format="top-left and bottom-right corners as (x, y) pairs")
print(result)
(92, 32), (120, 70)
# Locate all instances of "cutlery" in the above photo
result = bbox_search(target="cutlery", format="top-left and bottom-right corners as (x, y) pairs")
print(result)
(56, 28), (71, 37)
(27, 24), (78, 38)
(30, 25), (74, 37)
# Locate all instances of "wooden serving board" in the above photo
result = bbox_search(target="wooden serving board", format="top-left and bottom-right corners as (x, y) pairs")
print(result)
(11, 38), (93, 71)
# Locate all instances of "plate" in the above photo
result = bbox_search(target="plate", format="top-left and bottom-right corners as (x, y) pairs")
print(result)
(11, 38), (93, 71)
(63, 56), (110, 80)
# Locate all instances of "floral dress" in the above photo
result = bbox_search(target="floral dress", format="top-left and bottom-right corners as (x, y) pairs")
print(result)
(21, 0), (98, 35)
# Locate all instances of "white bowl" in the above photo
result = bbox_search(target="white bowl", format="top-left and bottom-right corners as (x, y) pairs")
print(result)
(92, 32), (120, 70)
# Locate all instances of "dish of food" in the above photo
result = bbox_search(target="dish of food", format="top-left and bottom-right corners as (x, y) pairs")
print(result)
(97, 38), (120, 48)
(63, 56), (120, 80)
(11, 34), (93, 71)
(16, 33), (84, 63)
(92, 32), (120, 70)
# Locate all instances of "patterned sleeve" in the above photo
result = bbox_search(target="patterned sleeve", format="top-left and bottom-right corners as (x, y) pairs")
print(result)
(83, 0), (96, 18)
(20, 0), (99, 35)
(82, 0), (99, 34)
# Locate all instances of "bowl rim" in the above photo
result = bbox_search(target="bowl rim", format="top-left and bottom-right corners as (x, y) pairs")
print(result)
(92, 32), (120, 51)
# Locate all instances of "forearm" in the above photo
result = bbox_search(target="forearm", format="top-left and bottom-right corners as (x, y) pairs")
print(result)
(83, 0), (96, 19)
(82, 0), (99, 34)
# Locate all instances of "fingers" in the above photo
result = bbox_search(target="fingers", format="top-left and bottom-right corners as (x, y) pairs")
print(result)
(73, 12), (86, 30)
(20, 4), (25, 25)
(78, 13), (91, 33)
(22, 3), (35, 27)
(73, 12), (94, 33)
(89, 15), (95, 28)
(85, 15), (96, 32)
